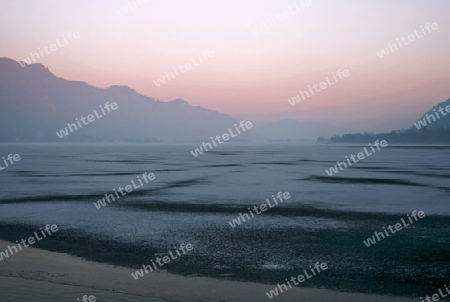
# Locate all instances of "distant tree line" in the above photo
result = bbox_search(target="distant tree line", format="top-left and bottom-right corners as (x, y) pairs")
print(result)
(318, 126), (450, 143)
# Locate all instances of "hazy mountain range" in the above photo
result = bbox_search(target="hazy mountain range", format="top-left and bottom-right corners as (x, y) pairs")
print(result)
(0, 57), (439, 142)
(0, 58), (242, 142)
(324, 98), (450, 143)
(413, 98), (450, 129)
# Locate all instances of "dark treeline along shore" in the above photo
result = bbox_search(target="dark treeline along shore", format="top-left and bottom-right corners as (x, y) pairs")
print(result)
(320, 126), (450, 144)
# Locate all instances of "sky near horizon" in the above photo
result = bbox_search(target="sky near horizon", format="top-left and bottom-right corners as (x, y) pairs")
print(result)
(1, 0), (450, 131)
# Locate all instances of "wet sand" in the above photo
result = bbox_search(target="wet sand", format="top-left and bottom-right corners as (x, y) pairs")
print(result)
(0, 240), (416, 302)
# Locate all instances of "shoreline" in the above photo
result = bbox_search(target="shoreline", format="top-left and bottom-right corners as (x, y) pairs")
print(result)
(0, 240), (415, 302)
(0, 212), (447, 298)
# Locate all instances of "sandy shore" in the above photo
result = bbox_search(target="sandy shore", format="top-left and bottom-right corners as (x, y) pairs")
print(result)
(0, 240), (415, 302)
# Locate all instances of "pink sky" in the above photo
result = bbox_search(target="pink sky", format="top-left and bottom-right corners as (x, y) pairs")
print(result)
(1, 0), (450, 131)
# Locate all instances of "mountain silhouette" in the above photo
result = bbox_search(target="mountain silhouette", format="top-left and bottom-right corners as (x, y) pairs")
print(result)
(412, 98), (450, 129)
(324, 98), (450, 143)
(0, 58), (243, 142)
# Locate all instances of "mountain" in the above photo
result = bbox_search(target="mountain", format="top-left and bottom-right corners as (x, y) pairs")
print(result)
(253, 119), (355, 142)
(412, 98), (450, 129)
(323, 98), (450, 144)
(0, 58), (250, 142)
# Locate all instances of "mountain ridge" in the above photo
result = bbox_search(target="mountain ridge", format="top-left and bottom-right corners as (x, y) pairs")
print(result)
(413, 98), (450, 129)
(322, 98), (450, 143)
(0, 58), (245, 142)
